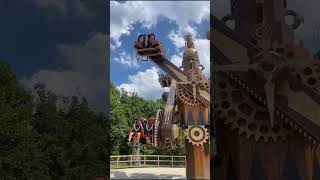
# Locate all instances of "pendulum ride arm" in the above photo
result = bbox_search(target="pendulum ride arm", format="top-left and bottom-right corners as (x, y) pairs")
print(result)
(149, 55), (210, 107)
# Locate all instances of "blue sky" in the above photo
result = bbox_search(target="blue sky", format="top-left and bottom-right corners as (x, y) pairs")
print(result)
(0, 0), (318, 111)
(110, 1), (210, 100)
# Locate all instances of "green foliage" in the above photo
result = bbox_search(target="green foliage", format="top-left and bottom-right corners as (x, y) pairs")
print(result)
(110, 81), (165, 155)
(0, 62), (108, 179)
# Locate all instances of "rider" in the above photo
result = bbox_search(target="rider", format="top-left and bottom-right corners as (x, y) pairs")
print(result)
(128, 117), (145, 143)
(147, 33), (160, 48)
(144, 116), (155, 144)
(134, 34), (146, 49)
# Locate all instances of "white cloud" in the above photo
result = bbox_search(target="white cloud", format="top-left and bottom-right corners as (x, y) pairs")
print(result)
(21, 32), (108, 112)
(168, 31), (210, 77)
(117, 67), (163, 100)
(114, 51), (139, 68)
(194, 38), (210, 77)
(170, 52), (183, 67)
(168, 31), (186, 49)
(110, 1), (210, 49)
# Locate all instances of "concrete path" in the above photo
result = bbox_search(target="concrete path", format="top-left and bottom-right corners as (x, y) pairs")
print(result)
(110, 168), (186, 179)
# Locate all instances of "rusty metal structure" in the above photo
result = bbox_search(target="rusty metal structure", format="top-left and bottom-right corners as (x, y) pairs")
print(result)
(209, 0), (320, 179)
(134, 33), (210, 179)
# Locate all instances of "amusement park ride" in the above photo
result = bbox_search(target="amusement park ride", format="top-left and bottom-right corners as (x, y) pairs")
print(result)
(210, 0), (320, 180)
(129, 33), (210, 179)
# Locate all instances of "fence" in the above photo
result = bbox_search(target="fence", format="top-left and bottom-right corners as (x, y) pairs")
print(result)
(110, 155), (186, 169)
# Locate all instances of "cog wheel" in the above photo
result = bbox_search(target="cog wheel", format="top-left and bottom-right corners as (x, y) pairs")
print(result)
(176, 86), (203, 107)
(293, 63), (320, 90)
(187, 71), (210, 92)
(176, 71), (210, 107)
(214, 73), (292, 142)
(186, 125), (209, 146)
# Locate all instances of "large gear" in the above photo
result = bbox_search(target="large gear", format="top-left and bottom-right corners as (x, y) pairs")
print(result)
(176, 86), (203, 107)
(186, 125), (209, 146)
(176, 71), (210, 107)
(187, 71), (210, 92)
(214, 73), (292, 142)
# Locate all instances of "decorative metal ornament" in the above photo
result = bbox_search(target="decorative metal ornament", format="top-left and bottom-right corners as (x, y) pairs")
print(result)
(186, 125), (209, 146)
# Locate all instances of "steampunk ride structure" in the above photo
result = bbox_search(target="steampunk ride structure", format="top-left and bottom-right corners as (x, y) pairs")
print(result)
(209, 0), (320, 179)
(130, 33), (210, 179)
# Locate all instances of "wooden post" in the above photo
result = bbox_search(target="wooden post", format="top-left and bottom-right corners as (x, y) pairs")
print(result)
(172, 157), (174, 167)
(144, 155), (146, 166)
(116, 156), (119, 168)
(130, 155), (132, 167)
(182, 105), (210, 179)
(157, 155), (160, 167)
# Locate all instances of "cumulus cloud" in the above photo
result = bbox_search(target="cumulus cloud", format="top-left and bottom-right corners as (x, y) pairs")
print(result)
(168, 31), (210, 77)
(170, 52), (184, 67)
(110, 1), (210, 49)
(117, 67), (163, 100)
(21, 32), (108, 112)
(114, 51), (139, 68)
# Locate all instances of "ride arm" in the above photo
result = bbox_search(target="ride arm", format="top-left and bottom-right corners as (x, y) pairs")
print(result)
(149, 56), (210, 106)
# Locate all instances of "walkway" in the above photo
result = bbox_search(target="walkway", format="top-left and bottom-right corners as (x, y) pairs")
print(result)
(110, 167), (186, 179)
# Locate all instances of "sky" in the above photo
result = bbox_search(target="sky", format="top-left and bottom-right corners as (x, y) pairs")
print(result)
(110, 1), (210, 100)
(212, 0), (320, 53)
(0, 0), (318, 112)
(0, 0), (108, 112)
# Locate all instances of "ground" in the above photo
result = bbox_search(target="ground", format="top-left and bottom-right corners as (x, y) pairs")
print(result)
(110, 167), (186, 179)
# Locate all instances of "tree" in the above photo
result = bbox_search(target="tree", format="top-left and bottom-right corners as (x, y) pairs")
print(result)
(110, 82), (129, 155)
(0, 62), (50, 179)
(32, 84), (108, 179)
(0, 61), (108, 179)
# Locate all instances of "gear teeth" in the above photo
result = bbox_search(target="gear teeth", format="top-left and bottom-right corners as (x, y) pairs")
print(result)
(289, 121), (293, 126)
(255, 135), (260, 142)
(215, 73), (292, 144)
(303, 132), (307, 137)
(246, 133), (251, 139)
(284, 117), (289, 123)
(216, 60), (320, 145)
(185, 125), (209, 146)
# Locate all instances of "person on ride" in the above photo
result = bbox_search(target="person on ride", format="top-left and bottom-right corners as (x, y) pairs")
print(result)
(145, 116), (155, 144)
(134, 34), (146, 49)
(148, 34), (160, 48)
(128, 117), (144, 143)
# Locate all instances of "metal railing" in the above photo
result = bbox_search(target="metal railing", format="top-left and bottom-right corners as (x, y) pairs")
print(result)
(110, 155), (186, 169)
